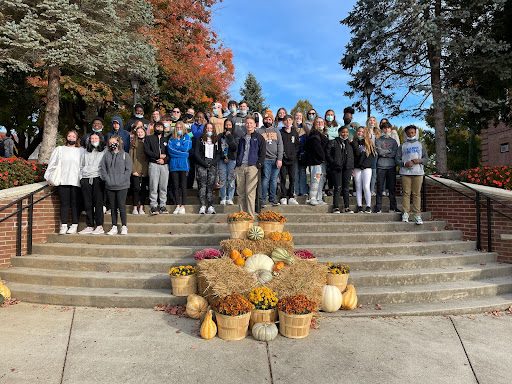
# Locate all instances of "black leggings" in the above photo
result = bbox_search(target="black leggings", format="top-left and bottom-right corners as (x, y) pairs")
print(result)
(171, 171), (187, 205)
(131, 175), (149, 206)
(58, 185), (79, 225)
(80, 178), (104, 227)
(280, 163), (297, 199)
(106, 189), (128, 226)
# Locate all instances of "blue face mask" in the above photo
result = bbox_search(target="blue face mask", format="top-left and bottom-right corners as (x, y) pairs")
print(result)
(326, 115), (334, 122)
(177, 130), (183, 136)
(206, 131), (213, 137)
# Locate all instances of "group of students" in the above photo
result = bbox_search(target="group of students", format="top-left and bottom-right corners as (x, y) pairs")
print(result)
(44, 101), (428, 236)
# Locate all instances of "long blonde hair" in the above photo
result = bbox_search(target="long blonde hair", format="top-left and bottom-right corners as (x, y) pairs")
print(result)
(356, 127), (376, 156)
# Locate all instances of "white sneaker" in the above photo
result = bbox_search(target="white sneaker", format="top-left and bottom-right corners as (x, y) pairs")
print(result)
(220, 200), (227, 205)
(92, 226), (104, 235)
(105, 209), (111, 215)
(120, 225), (128, 235)
(103, 206), (107, 214)
(317, 200), (327, 206)
(132, 207), (139, 215)
(199, 206), (206, 214)
(288, 198), (299, 205)
(415, 215), (424, 225)
(79, 226), (94, 235)
(173, 206), (180, 214)
(402, 212), (409, 223)
(107, 226), (118, 235)
(207, 206), (216, 214)
(66, 224), (78, 234)
(226, 199), (234, 205)
(280, 198), (288, 205)
(179, 206), (186, 215)
(138, 206), (145, 215)
(309, 199), (319, 206)
(59, 224), (68, 235)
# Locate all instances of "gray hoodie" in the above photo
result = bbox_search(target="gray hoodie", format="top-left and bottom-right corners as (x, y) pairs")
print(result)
(80, 148), (105, 179)
(257, 126), (283, 161)
(375, 135), (399, 169)
(100, 150), (132, 190)
(396, 138), (428, 176)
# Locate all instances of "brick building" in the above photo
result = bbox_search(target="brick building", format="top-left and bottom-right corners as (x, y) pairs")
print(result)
(481, 121), (512, 166)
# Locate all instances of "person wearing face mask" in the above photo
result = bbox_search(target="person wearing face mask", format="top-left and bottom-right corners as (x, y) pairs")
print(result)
(342, 106), (360, 140)
(194, 123), (221, 214)
(279, 115), (300, 205)
(79, 133), (106, 234)
(326, 127), (355, 214)
(217, 119), (238, 205)
(80, 117), (105, 148)
(305, 109), (317, 131)
(396, 125), (428, 225)
(124, 104), (149, 132)
(168, 121), (192, 214)
(106, 116), (130, 153)
(374, 122), (399, 214)
(144, 121), (170, 215)
(183, 108), (195, 133)
(323, 109), (339, 197)
(45, 130), (82, 235)
(366, 116), (381, 197)
(351, 127), (376, 213)
(159, 114), (173, 138)
(130, 126), (149, 215)
(303, 117), (327, 206)
(274, 107), (287, 130)
(210, 102), (226, 135)
(226, 100), (243, 138)
(188, 112), (207, 189)
(293, 111), (309, 197)
(100, 136), (133, 235)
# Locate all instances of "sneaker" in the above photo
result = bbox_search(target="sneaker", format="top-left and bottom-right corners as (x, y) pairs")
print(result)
(392, 208), (402, 213)
(105, 209), (111, 215)
(138, 206), (145, 215)
(415, 215), (424, 225)
(120, 225), (128, 235)
(179, 206), (186, 215)
(226, 199), (234, 205)
(159, 206), (169, 214)
(107, 226), (118, 235)
(220, 200), (227, 205)
(207, 206), (216, 214)
(150, 206), (159, 215)
(199, 206), (206, 214)
(373, 208), (382, 214)
(261, 203), (267, 209)
(364, 206), (372, 214)
(59, 224), (68, 235)
(288, 198), (299, 205)
(402, 212), (409, 223)
(132, 207), (139, 215)
(271, 201), (280, 207)
(333, 208), (341, 214)
(371, 191), (376, 197)
(66, 224), (78, 234)
(344, 208), (354, 214)
(79, 226), (94, 235)
(356, 206), (363, 213)
(309, 199), (319, 206)
(103, 206), (107, 214)
(91, 226), (104, 235)
(280, 198), (288, 205)
(173, 206), (180, 215)
(318, 200), (327, 206)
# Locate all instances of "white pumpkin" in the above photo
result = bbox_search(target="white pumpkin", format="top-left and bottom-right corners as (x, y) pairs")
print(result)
(252, 322), (278, 341)
(244, 254), (274, 273)
(321, 285), (342, 312)
(185, 294), (208, 319)
(256, 269), (273, 284)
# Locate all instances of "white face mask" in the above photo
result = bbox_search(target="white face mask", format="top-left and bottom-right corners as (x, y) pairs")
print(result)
(91, 141), (100, 148)
(153, 116), (160, 122)
(135, 114), (144, 119)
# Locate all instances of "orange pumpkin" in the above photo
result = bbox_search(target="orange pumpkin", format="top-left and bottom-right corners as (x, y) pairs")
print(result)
(241, 248), (253, 258)
(234, 257), (245, 267)
(230, 250), (241, 260)
(281, 231), (292, 241)
(268, 232), (282, 241)
(273, 261), (285, 272)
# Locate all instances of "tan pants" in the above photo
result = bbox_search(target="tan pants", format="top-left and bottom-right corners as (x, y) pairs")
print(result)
(236, 165), (259, 217)
(401, 175), (423, 215)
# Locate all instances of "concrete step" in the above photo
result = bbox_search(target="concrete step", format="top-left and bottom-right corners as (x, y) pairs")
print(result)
(32, 240), (476, 258)
(10, 251), (497, 274)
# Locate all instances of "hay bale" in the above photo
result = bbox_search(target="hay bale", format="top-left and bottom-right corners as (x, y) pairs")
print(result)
(220, 238), (294, 256)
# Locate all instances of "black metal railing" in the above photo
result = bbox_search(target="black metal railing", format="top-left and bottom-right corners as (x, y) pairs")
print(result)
(0, 184), (55, 256)
(423, 175), (512, 252)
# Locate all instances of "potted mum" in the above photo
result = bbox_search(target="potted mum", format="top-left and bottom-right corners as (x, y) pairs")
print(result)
(294, 249), (316, 262)
(168, 265), (197, 296)
(194, 248), (222, 295)
(326, 263), (350, 293)
(248, 287), (278, 329)
(213, 293), (255, 341)
(227, 211), (254, 239)
(257, 210), (287, 233)
(277, 295), (317, 339)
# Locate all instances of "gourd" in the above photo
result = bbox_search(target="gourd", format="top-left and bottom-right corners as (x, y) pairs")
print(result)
(281, 231), (293, 242)
(268, 232), (282, 241)
(0, 283), (11, 299)
(242, 248), (253, 258)
(342, 284), (358, 310)
(273, 261), (285, 272)
(185, 294), (208, 319)
(256, 270), (273, 284)
(230, 250), (241, 260)
(252, 322), (278, 341)
(321, 285), (342, 312)
(234, 257), (245, 267)
(200, 310), (217, 340)
(271, 248), (294, 265)
(245, 254), (274, 273)
(247, 226), (264, 241)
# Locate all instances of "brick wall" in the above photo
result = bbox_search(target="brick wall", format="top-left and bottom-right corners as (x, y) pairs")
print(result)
(481, 121), (512, 166)
(423, 178), (512, 264)
(0, 187), (59, 268)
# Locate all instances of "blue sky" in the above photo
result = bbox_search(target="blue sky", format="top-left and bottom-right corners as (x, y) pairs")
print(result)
(211, 0), (427, 129)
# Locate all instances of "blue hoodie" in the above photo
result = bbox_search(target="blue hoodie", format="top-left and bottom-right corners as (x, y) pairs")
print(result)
(106, 116), (131, 153)
(168, 134), (192, 172)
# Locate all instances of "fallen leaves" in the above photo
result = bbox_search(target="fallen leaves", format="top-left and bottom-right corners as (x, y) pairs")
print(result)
(1, 297), (20, 307)
(154, 304), (187, 317)
(375, 304), (382, 310)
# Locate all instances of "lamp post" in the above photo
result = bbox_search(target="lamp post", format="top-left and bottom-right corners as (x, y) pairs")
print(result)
(364, 78), (375, 119)
(130, 78), (140, 107)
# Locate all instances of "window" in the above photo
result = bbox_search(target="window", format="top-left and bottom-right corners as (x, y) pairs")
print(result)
(500, 143), (509, 153)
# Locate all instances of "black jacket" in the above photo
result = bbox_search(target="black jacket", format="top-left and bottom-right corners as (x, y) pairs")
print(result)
(280, 128), (300, 165)
(236, 132), (266, 168)
(326, 137), (354, 171)
(218, 132), (238, 161)
(303, 130), (326, 166)
(144, 133), (169, 164)
(352, 138), (375, 169)
(194, 138), (222, 168)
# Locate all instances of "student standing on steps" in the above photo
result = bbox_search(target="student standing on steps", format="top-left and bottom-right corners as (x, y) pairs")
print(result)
(396, 125), (428, 225)
(366, 116), (381, 196)
(326, 127), (354, 214)
(352, 126), (376, 213)
(44, 130), (82, 235)
(218, 119), (238, 206)
(194, 123), (221, 214)
(279, 115), (300, 205)
(188, 111), (207, 189)
(304, 117), (327, 206)
(100, 135), (132, 235)
(168, 121), (192, 215)
(130, 125), (149, 216)
(274, 107), (287, 130)
(293, 111), (310, 197)
(79, 133), (106, 235)
(374, 122), (400, 214)
(144, 121), (169, 215)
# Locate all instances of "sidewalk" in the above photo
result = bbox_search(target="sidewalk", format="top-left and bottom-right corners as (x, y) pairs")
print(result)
(1, 303), (511, 384)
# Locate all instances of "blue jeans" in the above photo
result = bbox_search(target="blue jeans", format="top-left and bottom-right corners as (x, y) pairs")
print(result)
(218, 159), (236, 201)
(294, 165), (309, 196)
(260, 159), (279, 203)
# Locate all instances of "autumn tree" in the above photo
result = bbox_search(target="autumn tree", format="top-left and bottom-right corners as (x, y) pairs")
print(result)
(290, 99), (314, 118)
(239, 73), (266, 113)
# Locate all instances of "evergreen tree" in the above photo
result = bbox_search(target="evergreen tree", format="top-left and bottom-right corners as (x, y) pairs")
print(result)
(239, 73), (266, 113)
(290, 99), (314, 119)
(0, 0), (158, 163)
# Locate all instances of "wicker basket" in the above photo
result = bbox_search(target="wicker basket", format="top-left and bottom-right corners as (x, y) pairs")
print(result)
(278, 311), (313, 339)
(259, 221), (285, 234)
(249, 308), (278, 329)
(170, 274), (197, 296)
(228, 220), (254, 239)
(215, 312), (251, 341)
(326, 273), (349, 293)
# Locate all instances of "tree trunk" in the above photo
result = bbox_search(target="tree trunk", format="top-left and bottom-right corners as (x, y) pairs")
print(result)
(426, 0), (447, 174)
(38, 66), (61, 164)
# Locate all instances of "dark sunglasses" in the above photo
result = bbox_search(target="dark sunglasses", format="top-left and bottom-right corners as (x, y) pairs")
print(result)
(308, 112), (316, 116)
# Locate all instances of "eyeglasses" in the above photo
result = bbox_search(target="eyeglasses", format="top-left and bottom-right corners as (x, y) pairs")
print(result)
(308, 113), (316, 116)
(172, 110), (180, 113)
